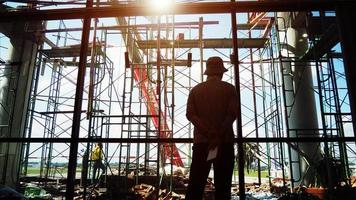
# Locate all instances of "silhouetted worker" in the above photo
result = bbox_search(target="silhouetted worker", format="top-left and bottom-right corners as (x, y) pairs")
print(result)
(185, 56), (238, 200)
(91, 142), (105, 182)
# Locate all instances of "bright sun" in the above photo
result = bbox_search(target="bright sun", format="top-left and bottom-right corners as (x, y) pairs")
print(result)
(150, 0), (173, 12)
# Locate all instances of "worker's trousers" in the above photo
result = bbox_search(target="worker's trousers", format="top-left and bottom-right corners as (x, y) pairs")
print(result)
(185, 143), (235, 200)
(92, 160), (106, 181)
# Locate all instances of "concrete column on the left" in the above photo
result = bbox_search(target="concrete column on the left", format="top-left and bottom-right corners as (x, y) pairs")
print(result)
(0, 19), (42, 187)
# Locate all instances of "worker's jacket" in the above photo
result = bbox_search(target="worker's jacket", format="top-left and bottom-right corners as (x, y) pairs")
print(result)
(91, 146), (103, 161)
(186, 78), (238, 143)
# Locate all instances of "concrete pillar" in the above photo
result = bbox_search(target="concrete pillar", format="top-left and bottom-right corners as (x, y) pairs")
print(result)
(278, 12), (322, 186)
(0, 20), (40, 187)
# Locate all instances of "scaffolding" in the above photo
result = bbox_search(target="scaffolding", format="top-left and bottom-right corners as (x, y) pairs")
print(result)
(1, 1), (356, 200)
(21, 19), (115, 181)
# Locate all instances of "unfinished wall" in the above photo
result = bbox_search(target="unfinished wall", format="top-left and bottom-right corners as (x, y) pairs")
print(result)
(0, 21), (40, 187)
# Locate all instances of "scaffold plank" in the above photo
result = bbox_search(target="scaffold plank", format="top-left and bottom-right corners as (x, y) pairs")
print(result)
(40, 44), (104, 58)
(237, 22), (270, 30)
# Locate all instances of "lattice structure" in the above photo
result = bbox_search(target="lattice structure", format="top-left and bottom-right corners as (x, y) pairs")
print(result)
(0, 1), (355, 199)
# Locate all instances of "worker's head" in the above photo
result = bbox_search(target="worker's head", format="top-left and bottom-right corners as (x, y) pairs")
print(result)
(204, 56), (227, 79)
(98, 142), (103, 148)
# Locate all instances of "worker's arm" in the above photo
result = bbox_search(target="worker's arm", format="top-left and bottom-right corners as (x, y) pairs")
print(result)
(186, 91), (211, 135)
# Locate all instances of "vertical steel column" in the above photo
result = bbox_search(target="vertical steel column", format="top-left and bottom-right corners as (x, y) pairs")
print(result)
(230, 1), (245, 199)
(65, 0), (92, 199)
(336, 5), (356, 135)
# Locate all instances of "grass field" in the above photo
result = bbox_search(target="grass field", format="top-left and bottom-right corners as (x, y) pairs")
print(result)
(26, 167), (82, 176)
(242, 170), (269, 178)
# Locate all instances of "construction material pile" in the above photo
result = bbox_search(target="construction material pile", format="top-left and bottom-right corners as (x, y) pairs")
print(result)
(129, 184), (185, 200)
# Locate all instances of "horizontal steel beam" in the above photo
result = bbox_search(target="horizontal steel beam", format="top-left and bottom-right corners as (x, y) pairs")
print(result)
(1, 136), (355, 143)
(40, 21), (219, 33)
(1, 1), (355, 22)
(39, 109), (104, 115)
(137, 38), (267, 49)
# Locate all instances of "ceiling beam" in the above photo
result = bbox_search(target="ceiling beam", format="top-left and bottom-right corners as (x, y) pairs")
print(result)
(1, 0), (355, 22)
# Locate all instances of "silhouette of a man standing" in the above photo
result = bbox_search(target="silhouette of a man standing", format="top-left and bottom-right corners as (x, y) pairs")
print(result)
(185, 56), (238, 200)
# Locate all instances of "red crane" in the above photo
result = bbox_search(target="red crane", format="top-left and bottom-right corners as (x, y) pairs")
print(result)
(133, 65), (184, 167)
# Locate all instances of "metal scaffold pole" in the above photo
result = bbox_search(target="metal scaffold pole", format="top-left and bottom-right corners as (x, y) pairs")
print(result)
(248, 13), (261, 184)
(66, 0), (93, 198)
(156, 15), (162, 194)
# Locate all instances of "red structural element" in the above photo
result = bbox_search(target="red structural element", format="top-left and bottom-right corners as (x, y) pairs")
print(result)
(133, 65), (184, 167)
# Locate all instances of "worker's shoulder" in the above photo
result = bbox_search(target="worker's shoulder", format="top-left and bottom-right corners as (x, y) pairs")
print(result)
(191, 82), (205, 91)
(192, 80), (234, 91)
(220, 80), (235, 88)
(215, 81), (236, 92)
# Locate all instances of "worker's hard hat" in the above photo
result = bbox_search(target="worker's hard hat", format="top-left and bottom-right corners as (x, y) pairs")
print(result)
(204, 56), (228, 75)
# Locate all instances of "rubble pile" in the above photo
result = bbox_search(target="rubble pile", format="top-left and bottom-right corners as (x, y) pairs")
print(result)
(270, 178), (289, 194)
(231, 182), (278, 200)
(19, 178), (66, 199)
(130, 184), (157, 200)
(230, 178), (292, 200)
(159, 189), (184, 199)
(74, 186), (108, 200)
(129, 184), (186, 200)
(18, 168), (305, 199)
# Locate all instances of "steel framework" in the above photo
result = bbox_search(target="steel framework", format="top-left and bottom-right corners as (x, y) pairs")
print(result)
(0, 1), (356, 200)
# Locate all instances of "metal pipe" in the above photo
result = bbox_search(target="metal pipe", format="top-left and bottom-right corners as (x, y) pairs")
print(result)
(22, 42), (44, 176)
(156, 15), (162, 194)
(170, 15), (176, 192)
(87, 17), (98, 119)
(248, 14), (261, 184)
(269, 35), (286, 188)
(199, 17), (203, 82)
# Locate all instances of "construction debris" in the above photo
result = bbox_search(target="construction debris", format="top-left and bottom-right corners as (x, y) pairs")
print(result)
(73, 184), (109, 200)
(231, 182), (278, 200)
(130, 184), (157, 200)
(159, 189), (184, 200)
(24, 183), (52, 199)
